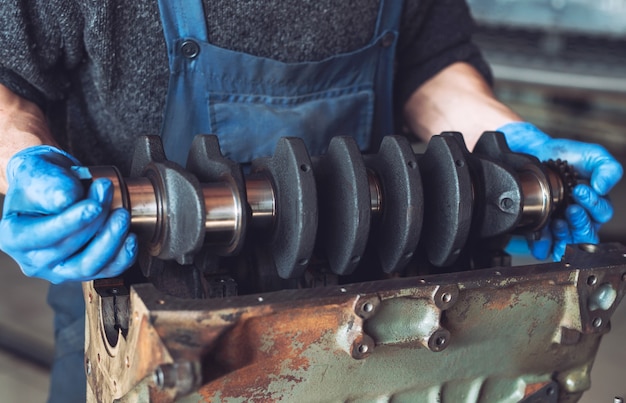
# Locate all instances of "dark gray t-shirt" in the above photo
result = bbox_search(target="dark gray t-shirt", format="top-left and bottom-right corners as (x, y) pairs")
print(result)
(0, 0), (490, 173)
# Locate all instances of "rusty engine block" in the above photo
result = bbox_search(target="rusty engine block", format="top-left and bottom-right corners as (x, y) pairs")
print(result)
(82, 132), (626, 402)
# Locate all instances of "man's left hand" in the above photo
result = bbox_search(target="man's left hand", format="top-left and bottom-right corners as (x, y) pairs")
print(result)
(498, 121), (623, 261)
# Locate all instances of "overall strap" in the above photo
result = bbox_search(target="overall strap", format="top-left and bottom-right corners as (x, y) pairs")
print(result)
(157, 0), (212, 164)
(373, 0), (405, 140)
(374, 0), (404, 36)
(157, 0), (209, 56)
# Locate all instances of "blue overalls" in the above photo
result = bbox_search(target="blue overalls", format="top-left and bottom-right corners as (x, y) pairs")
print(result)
(159, 0), (402, 164)
(47, 1), (402, 401)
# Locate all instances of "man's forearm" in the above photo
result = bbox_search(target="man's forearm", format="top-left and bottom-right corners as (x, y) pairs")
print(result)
(403, 62), (522, 150)
(0, 83), (57, 193)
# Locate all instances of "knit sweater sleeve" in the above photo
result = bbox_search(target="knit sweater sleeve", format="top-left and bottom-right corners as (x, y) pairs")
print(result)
(0, 0), (85, 108)
(396, 0), (493, 108)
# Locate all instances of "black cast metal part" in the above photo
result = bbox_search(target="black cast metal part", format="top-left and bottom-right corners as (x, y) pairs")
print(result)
(363, 135), (424, 274)
(474, 131), (559, 234)
(251, 137), (319, 279)
(312, 136), (372, 276)
(186, 135), (249, 256)
(129, 136), (206, 266)
(92, 131), (579, 300)
(417, 132), (474, 268)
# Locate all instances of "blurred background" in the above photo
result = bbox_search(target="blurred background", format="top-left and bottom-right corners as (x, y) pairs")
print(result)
(1, 0), (626, 401)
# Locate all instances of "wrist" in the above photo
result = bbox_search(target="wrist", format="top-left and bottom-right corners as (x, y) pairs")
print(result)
(6, 145), (81, 183)
(496, 122), (552, 154)
(0, 83), (60, 193)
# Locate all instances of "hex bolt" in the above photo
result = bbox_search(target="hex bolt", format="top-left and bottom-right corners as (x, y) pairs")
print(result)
(351, 335), (374, 360)
(592, 317), (603, 328)
(356, 297), (379, 319)
(587, 275), (597, 286)
(352, 342), (367, 359)
(428, 329), (451, 352)
(434, 286), (458, 309)
(153, 365), (172, 389)
(153, 361), (202, 397)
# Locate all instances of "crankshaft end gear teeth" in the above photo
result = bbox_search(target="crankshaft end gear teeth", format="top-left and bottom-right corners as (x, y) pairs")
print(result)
(544, 158), (579, 218)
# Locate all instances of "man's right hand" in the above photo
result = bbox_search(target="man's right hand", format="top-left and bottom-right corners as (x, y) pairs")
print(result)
(0, 146), (137, 284)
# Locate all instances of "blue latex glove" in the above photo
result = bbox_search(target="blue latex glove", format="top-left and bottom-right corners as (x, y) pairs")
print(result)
(0, 146), (137, 284)
(498, 122), (623, 261)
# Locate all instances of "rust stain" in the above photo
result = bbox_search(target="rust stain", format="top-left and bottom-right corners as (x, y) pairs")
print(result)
(482, 290), (518, 311)
(524, 381), (551, 397)
(197, 302), (353, 402)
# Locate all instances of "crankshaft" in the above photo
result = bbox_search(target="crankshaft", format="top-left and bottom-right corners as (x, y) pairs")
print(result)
(83, 131), (576, 285)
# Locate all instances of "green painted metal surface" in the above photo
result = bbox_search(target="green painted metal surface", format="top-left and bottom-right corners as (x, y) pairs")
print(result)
(93, 244), (626, 402)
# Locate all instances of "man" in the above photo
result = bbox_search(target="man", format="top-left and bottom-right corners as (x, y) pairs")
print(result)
(0, 0), (621, 401)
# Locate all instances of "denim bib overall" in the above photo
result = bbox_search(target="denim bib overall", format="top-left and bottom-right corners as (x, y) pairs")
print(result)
(48, 1), (403, 402)
(158, 0), (403, 164)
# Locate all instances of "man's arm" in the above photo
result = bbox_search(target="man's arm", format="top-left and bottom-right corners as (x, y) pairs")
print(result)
(402, 61), (622, 261)
(0, 83), (58, 193)
(403, 62), (521, 150)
